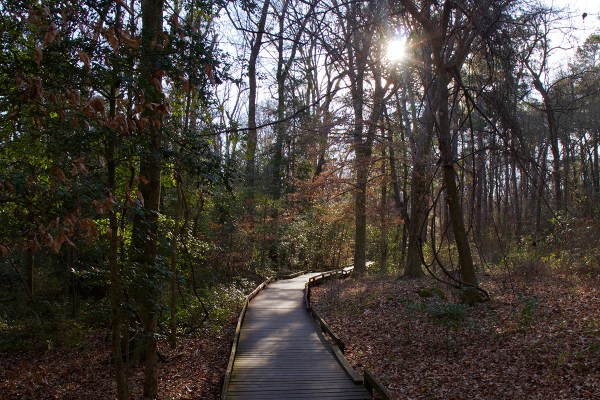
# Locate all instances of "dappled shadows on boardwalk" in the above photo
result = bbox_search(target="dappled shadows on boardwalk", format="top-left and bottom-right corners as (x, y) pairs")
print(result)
(226, 274), (371, 399)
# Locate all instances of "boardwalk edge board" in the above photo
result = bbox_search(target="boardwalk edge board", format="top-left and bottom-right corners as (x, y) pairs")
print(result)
(310, 307), (345, 352)
(364, 368), (395, 400)
(221, 271), (308, 400)
(221, 276), (277, 400)
(305, 264), (395, 399)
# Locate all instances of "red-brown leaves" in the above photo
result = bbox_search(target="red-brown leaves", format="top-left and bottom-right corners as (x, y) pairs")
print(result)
(119, 29), (140, 49)
(42, 22), (59, 47)
(71, 158), (89, 177)
(104, 26), (119, 53)
(33, 46), (43, 65)
(180, 77), (190, 92)
(0, 329), (235, 400)
(52, 232), (70, 253)
(50, 166), (67, 184)
(78, 218), (98, 241)
(28, 76), (43, 100)
(77, 49), (91, 72)
(106, 114), (129, 135)
(136, 190), (145, 207)
(0, 243), (12, 256)
(312, 274), (600, 399)
(68, 89), (80, 107)
(205, 64), (217, 85)
(87, 97), (105, 118)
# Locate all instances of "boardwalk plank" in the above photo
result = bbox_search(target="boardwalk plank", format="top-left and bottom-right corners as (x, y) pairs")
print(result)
(225, 273), (371, 399)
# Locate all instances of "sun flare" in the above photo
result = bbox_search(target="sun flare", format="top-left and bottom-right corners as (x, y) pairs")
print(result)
(386, 38), (406, 62)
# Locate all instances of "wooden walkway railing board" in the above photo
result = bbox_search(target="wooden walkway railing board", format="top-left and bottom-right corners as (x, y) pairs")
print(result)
(225, 273), (371, 400)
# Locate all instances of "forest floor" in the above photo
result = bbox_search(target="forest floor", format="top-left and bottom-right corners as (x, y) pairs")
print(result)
(0, 318), (237, 400)
(312, 267), (600, 400)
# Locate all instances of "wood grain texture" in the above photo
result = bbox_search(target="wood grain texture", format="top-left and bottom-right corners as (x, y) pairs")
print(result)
(225, 274), (371, 399)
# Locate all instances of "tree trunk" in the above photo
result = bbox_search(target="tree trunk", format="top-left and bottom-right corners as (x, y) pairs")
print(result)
(25, 248), (34, 296)
(245, 0), (271, 188)
(404, 159), (429, 278)
(511, 157), (522, 238)
(273, 0), (287, 199)
(474, 131), (485, 237)
(131, 1), (164, 396)
(169, 177), (182, 349)
(529, 72), (562, 209)
(108, 83), (128, 399)
(535, 145), (549, 235)
(593, 130), (599, 205)
(403, 71), (431, 279)
(386, 105), (409, 269)
(353, 144), (369, 276)
(435, 72), (477, 287)
(379, 145), (388, 273)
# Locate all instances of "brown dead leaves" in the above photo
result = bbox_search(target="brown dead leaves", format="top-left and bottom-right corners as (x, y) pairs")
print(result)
(312, 272), (600, 400)
(0, 326), (236, 400)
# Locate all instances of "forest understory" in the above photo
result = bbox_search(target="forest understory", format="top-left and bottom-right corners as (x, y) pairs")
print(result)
(0, 317), (237, 400)
(1, 262), (599, 400)
(313, 267), (600, 400)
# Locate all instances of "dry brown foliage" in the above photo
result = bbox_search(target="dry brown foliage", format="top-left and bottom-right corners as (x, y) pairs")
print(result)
(0, 324), (236, 400)
(312, 271), (600, 399)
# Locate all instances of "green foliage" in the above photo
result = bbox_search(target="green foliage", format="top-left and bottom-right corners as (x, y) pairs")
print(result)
(280, 204), (352, 272)
(170, 280), (246, 335)
(417, 287), (448, 301)
(204, 284), (246, 332)
(399, 296), (471, 353)
(500, 215), (600, 279)
(423, 303), (469, 330)
(517, 294), (538, 329)
(0, 312), (95, 353)
(424, 302), (470, 354)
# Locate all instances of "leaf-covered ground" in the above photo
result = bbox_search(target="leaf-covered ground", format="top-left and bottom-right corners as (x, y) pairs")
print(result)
(312, 270), (600, 400)
(0, 323), (236, 400)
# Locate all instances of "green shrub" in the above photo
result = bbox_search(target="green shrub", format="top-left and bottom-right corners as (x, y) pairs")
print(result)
(517, 294), (538, 328)
(417, 287), (448, 301)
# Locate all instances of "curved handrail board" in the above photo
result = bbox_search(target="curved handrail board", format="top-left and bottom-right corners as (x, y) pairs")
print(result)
(364, 368), (394, 399)
(221, 276), (276, 400)
(304, 263), (395, 399)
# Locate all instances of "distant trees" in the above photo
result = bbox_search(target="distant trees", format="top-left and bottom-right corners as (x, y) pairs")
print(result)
(569, 35), (600, 216)
(214, 0), (600, 285)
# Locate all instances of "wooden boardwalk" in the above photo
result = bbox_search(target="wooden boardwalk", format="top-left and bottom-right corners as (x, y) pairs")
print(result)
(225, 273), (371, 399)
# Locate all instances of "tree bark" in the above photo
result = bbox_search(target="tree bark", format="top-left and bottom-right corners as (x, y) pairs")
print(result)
(529, 70), (562, 209)
(108, 82), (128, 399)
(436, 89), (477, 286)
(379, 144), (388, 272)
(511, 156), (522, 238)
(403, 64), (431, 279)
(354, 143), (370, 275)
(169, 177), (182, 349)
(245, 0), (271, 188)
(273, 0), (316, 197)
(131, 1), (164, 396)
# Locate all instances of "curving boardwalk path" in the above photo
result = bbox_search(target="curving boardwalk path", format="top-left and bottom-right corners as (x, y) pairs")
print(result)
(225, 273), (371, 399)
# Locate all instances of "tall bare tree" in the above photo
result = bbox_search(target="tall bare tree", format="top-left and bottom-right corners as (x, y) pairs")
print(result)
(245, 0), (271, 188)
(399, 0), (515, 290)
(130, 0), (164, 396)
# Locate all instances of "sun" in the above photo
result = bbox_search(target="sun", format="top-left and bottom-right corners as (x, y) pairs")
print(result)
(386, 38), (406, 62)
